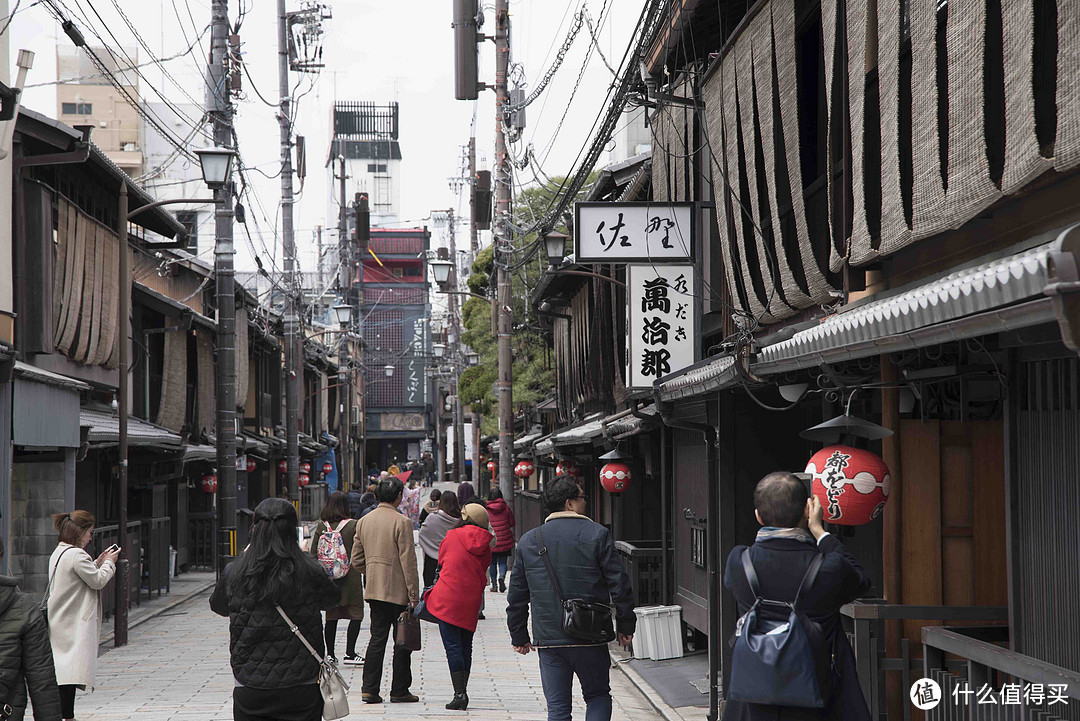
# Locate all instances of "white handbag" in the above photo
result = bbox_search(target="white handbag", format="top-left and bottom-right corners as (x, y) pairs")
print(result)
(275, 606), (350, 720)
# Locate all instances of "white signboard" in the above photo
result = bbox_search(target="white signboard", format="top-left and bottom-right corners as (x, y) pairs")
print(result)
(575, 202), (694, 262)
(627, 264), (698, 389)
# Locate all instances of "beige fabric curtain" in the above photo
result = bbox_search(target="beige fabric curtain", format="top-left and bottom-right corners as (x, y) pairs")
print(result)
(157, 329), (188, 433)
(876, 0), (913, 256)
(844, 0), (871, 265)
(1054, 0), (1080, 170)
(1000, 0), (1052, 192)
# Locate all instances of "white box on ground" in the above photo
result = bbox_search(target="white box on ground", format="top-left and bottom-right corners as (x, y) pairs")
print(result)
(631, 605), (684, 661)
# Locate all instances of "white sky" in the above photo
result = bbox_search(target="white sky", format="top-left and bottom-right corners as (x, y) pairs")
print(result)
(5, 0), (641, 274)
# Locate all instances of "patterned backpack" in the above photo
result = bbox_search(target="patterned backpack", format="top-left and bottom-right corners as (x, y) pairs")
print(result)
(316, 519), (351, 579)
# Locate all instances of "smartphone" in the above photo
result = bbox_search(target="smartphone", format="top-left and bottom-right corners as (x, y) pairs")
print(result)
(106, 544), (120, 554)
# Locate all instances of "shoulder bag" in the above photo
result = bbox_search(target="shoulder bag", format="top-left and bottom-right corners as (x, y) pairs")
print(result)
(39, 547), (75, 625)
(412, 565), (440, 623)
(536, 525), (616, 644)
(275, 605), (350, 720)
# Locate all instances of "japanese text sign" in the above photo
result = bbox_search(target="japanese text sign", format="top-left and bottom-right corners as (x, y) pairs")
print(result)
(575, 202), (694, 262)
(627, 264), (697, 389)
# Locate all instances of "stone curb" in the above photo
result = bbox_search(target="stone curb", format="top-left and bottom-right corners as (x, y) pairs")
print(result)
(99, 580), (216, 648)
(610, 648), (686, 721)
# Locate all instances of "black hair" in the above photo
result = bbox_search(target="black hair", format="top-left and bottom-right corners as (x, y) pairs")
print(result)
(753, 471), (809, 528)
(429, 489), (442, 502)
(543, 476), (582, 515)
(488, 487), (503, 501)
(227, 497), (322, 605)
(376, 477), (405, 504)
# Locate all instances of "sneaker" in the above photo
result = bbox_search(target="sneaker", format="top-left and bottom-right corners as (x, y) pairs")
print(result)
(342, 654), (364, 666)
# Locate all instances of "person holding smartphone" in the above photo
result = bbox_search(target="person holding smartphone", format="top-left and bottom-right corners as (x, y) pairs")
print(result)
(46, 510), (120, 721)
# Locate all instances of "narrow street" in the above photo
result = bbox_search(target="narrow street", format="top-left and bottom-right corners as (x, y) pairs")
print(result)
(77, 497), (663, 721)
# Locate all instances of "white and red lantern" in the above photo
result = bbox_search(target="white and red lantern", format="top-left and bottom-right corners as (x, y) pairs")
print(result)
(600, 462), (631, 493)
(322, 462), (333, 475)
(278, 459), (287, 474)
(201, 473), (218, 494)
(555, 460), (579, 478)
(301, 462), (311, 474)
(246, 458), (256, 473)
(514, 460), (535, 478)
(804, 445), (891, 526)
(487, 460), (496, 473)
(298, 473), (310, 487)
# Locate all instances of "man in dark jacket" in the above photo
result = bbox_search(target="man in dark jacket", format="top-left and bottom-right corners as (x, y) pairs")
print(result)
(722, 471), (872, 721)
(346, 482), (367, 519)
(0, 571), (63, 721)
(506, 477), (635, 721)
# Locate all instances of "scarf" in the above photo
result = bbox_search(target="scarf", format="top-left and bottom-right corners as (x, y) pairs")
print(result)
(755, 526), (816, 546)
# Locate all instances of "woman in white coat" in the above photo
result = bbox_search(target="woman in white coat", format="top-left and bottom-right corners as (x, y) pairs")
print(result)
(46, 510), (119, 721)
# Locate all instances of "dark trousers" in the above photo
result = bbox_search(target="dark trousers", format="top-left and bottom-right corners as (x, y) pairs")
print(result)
(437, 619), (475, 675)
(537, 646), (612, 721)
(324, 618), (362, 658)
(233, 684), (321, 721)
(423, 553), (439, 588)
(362, 599), (412, 697)
(59, 685), (77, 718)
(489, 551), (510, 584)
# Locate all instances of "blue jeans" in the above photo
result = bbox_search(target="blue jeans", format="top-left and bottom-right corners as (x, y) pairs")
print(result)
(537, 646), (612, 721)
(489, 551), (510, 584)
(438, 619), (474, 675)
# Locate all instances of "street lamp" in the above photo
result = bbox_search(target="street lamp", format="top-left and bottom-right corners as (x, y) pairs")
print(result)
(194, 146), (235, 190)
(433, 343), (446, 358)
(430, 259), (453, 285)
(466, 351), (479, 366)
(384, 364), (394, 377)
(332, 304), (354, 328)
(543, 229), (569, 266)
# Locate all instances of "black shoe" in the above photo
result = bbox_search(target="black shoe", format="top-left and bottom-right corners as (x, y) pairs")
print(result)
(477, 611), (485, 620)
(362, 693), (382, 704)
(490, 582), (498, 592)
(390, 693), (419, 703)
(499, 578), (506, 593)
(446, 671), (469, 710)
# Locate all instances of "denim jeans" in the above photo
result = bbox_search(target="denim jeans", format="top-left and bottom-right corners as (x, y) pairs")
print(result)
(489, 551), (510, 584)
(437, 619), (475, 675)
(537, 645), (612, 721)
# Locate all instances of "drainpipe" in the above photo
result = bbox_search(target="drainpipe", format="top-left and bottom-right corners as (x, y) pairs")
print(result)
(658, 393), (722, 721)
(0, 51), (35, 160)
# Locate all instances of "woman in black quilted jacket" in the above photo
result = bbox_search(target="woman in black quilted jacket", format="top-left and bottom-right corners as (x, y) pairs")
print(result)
(211, 497), (340, 721)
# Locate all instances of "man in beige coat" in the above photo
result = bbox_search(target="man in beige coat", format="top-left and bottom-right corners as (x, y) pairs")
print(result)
(351, 476), (420, 704)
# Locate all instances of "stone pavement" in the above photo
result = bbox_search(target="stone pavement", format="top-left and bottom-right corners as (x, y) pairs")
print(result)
(77, 531), (664, 720)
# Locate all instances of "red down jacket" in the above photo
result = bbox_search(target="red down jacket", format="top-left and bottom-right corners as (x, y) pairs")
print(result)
(486, 497), (516, 553)
(425, 524), (493, 632)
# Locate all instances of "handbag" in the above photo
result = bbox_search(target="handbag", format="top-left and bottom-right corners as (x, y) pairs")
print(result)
(395, 610), (422, 651)
(412, 566), (440, 624)
(535, 526), (616, 644)
(39, 547), (75, 625)
(275, 605), (350, 720)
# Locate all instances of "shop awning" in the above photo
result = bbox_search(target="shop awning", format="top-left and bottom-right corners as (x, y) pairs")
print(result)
(754, 241), (1059, 375)
(602, 404), (660, 439)
(656, 355), (740, 401)
(182, 443), (217, 463)
(549, 413), (606, 449)
(533, 433), (555, 456)
(240, 433), (271, 458)
(12, 363), (87, 448)
(513, 431), (542, 451)
(80, 407), (182, 448)
(13, 361), (91, 391)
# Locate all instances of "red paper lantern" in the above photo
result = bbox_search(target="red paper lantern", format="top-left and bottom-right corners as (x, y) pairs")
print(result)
(514, 460), (535, 478)
(298, 473), (310, 487)
(278, 459), (287, 474)
(201, 474), (218, 494)
(600, 462), (631, 493)
(301, 462), (311, 474)
(246, 458), (256, 473)
(556, 460), (579, 478)
(322, 462), (333, 475)
(487, 460), (496, 473)
(804, 445), (891, 526)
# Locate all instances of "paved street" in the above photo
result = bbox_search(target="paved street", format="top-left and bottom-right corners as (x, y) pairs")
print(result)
(76, 504), (662, 720)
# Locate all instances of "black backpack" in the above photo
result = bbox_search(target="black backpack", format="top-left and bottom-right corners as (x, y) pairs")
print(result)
(728, 550), (835, 708)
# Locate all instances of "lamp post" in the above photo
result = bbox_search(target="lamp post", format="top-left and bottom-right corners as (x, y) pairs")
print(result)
(543, 229), (569, 266)
(116, 146), (233, 647)
(333, 304), (354, 490)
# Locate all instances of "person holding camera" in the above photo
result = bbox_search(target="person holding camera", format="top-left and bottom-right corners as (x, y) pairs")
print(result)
(505, 477), (635, 721)
(45, 511), (119, 721)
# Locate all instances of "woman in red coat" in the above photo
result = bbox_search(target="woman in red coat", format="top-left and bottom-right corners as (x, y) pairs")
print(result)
(424, 503), (494, 711)
(485, 487), (516, 592)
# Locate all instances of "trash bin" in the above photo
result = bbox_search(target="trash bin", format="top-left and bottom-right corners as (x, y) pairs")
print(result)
(632, 605), (683, 661)
(169, 546), (177, 578)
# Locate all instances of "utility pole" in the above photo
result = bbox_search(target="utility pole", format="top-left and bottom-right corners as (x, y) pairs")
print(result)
(336, 157), (350, 490)
(210, 0), (237, 573)
(315, 226), (323, 294)
(354, 193), (369, 480)
(116, 185), (131, 647)
(446, 209), (466, 483)
(494, 0), (514, 499)
(278, 0), (301, 511)
(468, 137), (481, 488)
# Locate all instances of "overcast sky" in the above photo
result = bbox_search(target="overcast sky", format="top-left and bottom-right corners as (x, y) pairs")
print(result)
(6, 0), (640, 273)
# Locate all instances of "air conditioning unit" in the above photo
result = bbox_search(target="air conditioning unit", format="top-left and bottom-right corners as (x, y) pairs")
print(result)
(123, 142), (137, 152)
